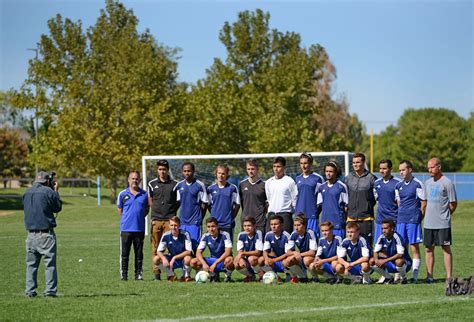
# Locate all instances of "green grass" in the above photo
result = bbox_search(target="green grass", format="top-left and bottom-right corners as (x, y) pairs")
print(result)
(0, 196), (473, 321)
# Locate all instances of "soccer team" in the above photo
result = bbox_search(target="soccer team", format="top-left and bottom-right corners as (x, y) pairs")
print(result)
(118, 153), (457, 285)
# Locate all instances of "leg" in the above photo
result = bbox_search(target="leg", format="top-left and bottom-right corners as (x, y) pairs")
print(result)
(41, 232), (58, 296)
(150, 220), (161, 277)
(281, 212), (294, 234)
(25, 234), (41, 296)
(411, 243), (421, 282)
(190, 258), (202, 271)
(120, 232), (133, 280)
(132, 232), (145, 279)
(442, 245), (453, 280)
(425, 246), (435, 279)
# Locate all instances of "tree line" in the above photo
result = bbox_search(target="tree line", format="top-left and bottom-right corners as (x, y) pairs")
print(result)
(1, 0), (472, 197)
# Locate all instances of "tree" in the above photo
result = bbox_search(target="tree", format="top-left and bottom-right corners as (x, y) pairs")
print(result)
(461, 112), (474, 171)
(12, 0), (181, 200)
(184, 9), (363, 154)
(0, 128), (29, 180)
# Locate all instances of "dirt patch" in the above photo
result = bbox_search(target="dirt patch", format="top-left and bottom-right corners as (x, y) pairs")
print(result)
(0, 211), (16, 217)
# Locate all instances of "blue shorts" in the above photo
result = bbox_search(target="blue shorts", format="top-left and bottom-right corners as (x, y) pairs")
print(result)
(322, 262), (336, 275)
(164, 255), (184, 270)
(269, 256), (285, 273)
(374, 223), (383, 243)
(204, 257), (226, 272)
(181, 224), (201, 251)
(348, 264), (363, 276)
(396, 223), (423, 245)
(307, 219), (320, 239)
(333, 229), (346, 239)
(385, 260), (412, 273)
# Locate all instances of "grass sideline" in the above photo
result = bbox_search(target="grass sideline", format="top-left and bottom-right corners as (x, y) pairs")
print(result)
(0, 195), (472, 321)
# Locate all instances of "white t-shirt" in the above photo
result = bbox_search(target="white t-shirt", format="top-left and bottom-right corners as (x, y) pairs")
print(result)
(265, 175), (297, 213)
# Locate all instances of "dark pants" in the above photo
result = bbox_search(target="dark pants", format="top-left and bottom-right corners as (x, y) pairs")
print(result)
(120, 232), (145, 278)
(219, 227), (234, 243)
(266, 212), (293, 234)
(351, 220), (374, 245)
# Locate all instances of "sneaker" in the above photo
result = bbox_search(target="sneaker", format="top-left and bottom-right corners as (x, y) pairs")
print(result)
(154, 274), (161, 281)
(395, 277), (408, 284)
(311, 277), (319, 283)
(362, 278), (372, 285)
(167, 275), (177, 282)
(44, 293), (57, 298)
(351, 276), (363, 285)
(410, 278), (418, 284)
(26, 293), (37, 298)
(183, 276), (193, 282)
(121, 275), (128, 281)
(384, 276), (394, 284)
(210, 274), (220, 283)
(334, 277), (344, 284)
(326, 277), (337, 284)
(290, 276), (299, 284)
(224, 276), (234, 283)
(376, 276), (387, 284)
(243, 275), (256, 283)
(135, 274), (143, 281)
(426, 277), (435, 284)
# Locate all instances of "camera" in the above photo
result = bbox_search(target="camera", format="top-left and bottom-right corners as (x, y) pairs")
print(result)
(48, 172), (57, 190)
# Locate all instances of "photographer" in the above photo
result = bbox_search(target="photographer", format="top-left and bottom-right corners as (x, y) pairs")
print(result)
(23, 171), (62, 298)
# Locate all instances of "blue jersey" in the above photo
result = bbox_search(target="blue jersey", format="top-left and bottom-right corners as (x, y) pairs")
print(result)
(117, 187), (148, 232)
(176, 179), (208, 225)
(317, 181), (348, 229)
(286, 229), (318, 253)
(197, 231), (232, 258)
(236, 230), (264, 252)
(157, 230), (193, 256)
(374, 176), (401, 223)
(395, 177), (426, 224)
(295, 173), (323, 219)
(263, 231), (291, 257)
(207, 182), (240, 229)
(374, 231), (412, 263)
(316, 235), (343, 259)
(337, 237), (371, 262)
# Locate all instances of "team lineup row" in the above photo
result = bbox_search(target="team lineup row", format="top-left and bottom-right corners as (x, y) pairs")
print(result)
(118, 153), (457, 284)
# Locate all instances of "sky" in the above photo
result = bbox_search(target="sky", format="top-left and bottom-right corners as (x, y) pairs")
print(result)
(1, 0), (472, 133)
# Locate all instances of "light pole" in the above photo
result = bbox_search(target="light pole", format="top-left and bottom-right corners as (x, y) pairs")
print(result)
(27, 47), (39, 177)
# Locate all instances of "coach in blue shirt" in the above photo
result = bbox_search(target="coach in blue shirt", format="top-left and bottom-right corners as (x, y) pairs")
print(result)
(117, 171), (149, 281)
(23, 171), (62, 298)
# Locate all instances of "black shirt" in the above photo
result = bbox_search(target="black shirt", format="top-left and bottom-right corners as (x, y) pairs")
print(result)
(147, 177), (179, 220)
(23, 183), (62, 230)
(239, 178), (267, 227)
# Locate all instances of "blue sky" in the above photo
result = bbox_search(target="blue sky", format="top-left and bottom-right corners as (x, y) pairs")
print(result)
(1, 0), (472, 133)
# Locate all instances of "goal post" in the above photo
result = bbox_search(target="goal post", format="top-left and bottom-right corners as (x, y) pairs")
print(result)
(141, 151), (353, 235)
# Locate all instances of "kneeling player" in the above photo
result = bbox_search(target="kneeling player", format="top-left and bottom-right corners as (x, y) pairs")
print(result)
(154, 216), (193, 282)
(336, 222), (372, 284)
(190, 217), (234, 282)
(370, 219), (412, 284)
(283, 214), (317, 283)
(258, 215), (291, 283)
(309, 221), (342, 283)
(234, 216), (263, 282)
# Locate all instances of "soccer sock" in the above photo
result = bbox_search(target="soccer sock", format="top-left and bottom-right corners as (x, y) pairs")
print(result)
(183, 265), (191, 278)
(362, 271), (371, 283)
(238, 267), (251, 277)
(262, 265), (272, 272)
(372, 266), (391, 278)
(412, 259), (420, 280)
(289, 265), (306, 279)
(396, 264), (407, 278)
(251, 265), (261, 274)
(323, 272), (335, 279)
(225, 269), (233, 278)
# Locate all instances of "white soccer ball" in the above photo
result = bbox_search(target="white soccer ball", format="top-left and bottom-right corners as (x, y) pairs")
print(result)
(262, 271), (278, 285)
(195, 270), (210, 283)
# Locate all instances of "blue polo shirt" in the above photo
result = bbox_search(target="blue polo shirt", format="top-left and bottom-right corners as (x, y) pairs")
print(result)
(117, 187), (148, 232)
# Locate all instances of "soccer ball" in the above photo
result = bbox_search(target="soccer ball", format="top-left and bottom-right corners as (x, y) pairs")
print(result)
(195, 270), (210, 283)
(262, 271), (278, 285)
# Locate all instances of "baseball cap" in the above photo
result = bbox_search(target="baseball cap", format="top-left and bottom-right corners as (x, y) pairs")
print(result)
(35, 171), (51, 183)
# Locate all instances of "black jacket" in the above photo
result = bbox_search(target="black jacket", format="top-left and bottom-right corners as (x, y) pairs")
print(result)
(344, 170), (376, 220)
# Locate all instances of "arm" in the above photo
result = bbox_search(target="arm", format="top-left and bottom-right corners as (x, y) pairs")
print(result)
(318, 255), (338, 265)
(209, 247), (232, 272)
(449, 201), (458, 215)
(350, 256), (369, 267)
(420, 200), (427, 218)
(196, 249), (209, 270)
(232, 204), (240, 219)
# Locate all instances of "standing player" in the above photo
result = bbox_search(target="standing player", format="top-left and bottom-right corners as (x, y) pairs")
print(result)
(309, 221), (343, 283)
(371, 219), (412, 284)
(191, 217), (235, 282)
(336, 222), (372, 284)
(148, 160), (179, 280)
(207, 164), (240, 240)
(234, 216), (264, 282)
(175, 162), (208, 251)
(259, 215), (291, 283)
(317, 161), (348, 238)
(239, 159), (268, 234)
(345, 152), (377, 245)
(395, 160), (426, 283)
(283, 214), (317, 283)
(265, 156), (298, 233)
(154, 216), (193, 282)
(373, 159), (401, 242)
(424, 157), (457, 284)
(295, 153), (324, 236)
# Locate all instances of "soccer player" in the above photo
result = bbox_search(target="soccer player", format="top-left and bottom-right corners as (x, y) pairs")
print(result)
(373, 159), (401, 242)
(148, 159), (179, 280)
(370, 219), (412, 284)
(344, 152), (377, 245)
(265, 156), (298, 233)
(239, 159), (268, 234)
(295, 153), (324, 236)
(191, 217), (234, 282)
(336, 222), (372, 284)
(424, 157), (457, 284)
(283, 214), (317, 283)
(154, 216), (193, 282)
(175, 162), (208, 251)
(259, 214), (291, 283)
(317, 161), (348, 238)
(309, 221), (343, 283)
(395, 160), (426, 283)
(207, 164), (240, 240)
(234, 216), (264, 282)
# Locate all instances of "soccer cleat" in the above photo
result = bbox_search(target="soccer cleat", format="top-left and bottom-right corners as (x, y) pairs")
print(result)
(311, 277), (320, 283)
(243, 275), (256, 283)
(326, 277), (337, 284)
(426, 277), (435, 284)
(384, 276), (394, 284)
(135, 274), (143, 281)
(154, 274), (161, 281)
(351, 276), (363, 285)
(210, 274), (220, 283)
(395, 277), (408, 284)
(334, 277), (344, 284)
(290, 276), (299, 284)
(362, 278), (372, 285)
(167, 275), (177, 282)
(394, 273), (401, 282)
(223, 276), (234, 283)
(26, 293), (37, 298)
(121, 275), (128, 281)
(410, 278), (419, 284)
(44, 293), (57, 298)
(183, 276), (193, 282)
(376, 276), (387, 284)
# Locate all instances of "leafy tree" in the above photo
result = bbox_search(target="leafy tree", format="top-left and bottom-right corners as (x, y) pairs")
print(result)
(12, 0), (181, 200)
(461, 112), (474, 171)
(0, 128), (29, 181)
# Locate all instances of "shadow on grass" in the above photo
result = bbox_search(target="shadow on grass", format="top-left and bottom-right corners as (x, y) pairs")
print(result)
(72, 292), (144, 298)
(0, 196), (73, 211)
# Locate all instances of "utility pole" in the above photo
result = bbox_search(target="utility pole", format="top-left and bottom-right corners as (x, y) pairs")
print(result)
(27, 47), (39, 177)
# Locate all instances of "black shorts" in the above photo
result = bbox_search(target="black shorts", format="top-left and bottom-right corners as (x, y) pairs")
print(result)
(424, 228), (452, 247)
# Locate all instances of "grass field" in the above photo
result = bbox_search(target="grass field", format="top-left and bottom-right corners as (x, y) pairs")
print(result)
(0, 193), (473, 321)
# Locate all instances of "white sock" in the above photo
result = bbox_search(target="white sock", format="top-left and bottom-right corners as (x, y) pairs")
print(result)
(225, 269), (233, 278)
(396, 264), (407, 278)
(251, 265), (261, 273)
(362, 271), (371, 283)
(183, 265), (191, 278)
(289, 265), (306, 279)
(372, 266), (391, 278)
(262, 265), (272, 272)
(412, 259), (420, 280)
(238, 267), (251, 277)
